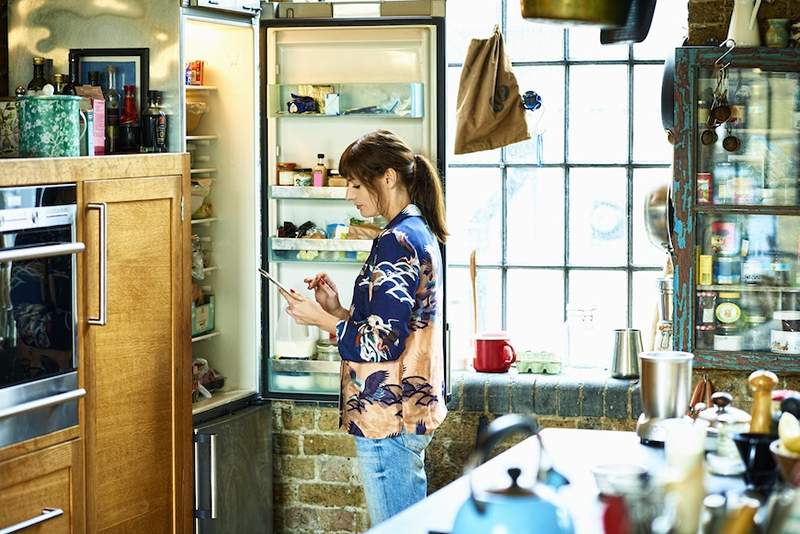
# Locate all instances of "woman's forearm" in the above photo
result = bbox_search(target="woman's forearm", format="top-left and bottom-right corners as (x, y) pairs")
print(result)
(317, 310), (342, 335)
(333, 306), (350, 321)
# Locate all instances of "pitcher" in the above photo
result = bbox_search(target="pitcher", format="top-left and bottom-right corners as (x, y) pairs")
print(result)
(727, 0), (761, 47)
(18, 95), (86, 158)
(275, 306), (317, 359)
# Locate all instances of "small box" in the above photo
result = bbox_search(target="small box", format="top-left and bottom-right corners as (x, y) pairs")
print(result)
(192, 295), (215, 336)
(698, 255), (713, 285)
(517, 350), (561, 374)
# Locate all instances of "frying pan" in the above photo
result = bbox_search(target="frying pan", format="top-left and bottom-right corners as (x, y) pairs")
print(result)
(520, 0), (631, 27)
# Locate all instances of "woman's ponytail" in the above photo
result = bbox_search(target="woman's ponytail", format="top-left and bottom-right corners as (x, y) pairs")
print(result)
(410, 154), (448, 243)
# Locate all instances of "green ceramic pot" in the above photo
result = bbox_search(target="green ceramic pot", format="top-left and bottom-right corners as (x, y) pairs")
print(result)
(18, 95), (85, 158)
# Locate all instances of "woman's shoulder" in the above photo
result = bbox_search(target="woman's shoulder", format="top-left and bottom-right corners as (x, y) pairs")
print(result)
(380, 218), (435, 249)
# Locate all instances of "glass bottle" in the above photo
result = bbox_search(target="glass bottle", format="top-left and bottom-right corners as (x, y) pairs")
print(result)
(312, 153), (327, 187)
(53, 74), (67, 95)
(27, 56), (46, 93)
(61, 55), (80, 96)
(120, 84), (138, 125)
(142, 90), (167, 153)
(104, 66), (121, 154)
(88, 71), (101, 87)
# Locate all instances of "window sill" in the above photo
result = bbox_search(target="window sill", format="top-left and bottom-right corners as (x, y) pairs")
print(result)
(447, 368), (640, 421)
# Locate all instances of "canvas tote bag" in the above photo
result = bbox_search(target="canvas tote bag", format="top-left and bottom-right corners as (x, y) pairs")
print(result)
(454, 27), (530, 154)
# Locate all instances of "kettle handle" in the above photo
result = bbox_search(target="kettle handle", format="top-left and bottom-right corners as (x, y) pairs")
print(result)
(463, 414), (543, 514)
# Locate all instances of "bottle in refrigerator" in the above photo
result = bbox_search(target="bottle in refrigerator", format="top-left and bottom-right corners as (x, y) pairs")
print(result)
(313, 153), (327, 187)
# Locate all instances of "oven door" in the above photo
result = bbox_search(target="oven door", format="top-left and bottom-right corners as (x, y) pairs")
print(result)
(0, 206), (84, 448)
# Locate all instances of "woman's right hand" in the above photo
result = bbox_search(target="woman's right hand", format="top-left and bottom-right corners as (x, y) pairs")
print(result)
(304, 273), (344, 316)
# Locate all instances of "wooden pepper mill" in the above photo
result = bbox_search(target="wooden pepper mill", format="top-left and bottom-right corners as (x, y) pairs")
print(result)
(749, 370), (779, 434)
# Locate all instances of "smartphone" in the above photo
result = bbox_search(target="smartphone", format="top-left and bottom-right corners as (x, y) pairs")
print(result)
(257, 267), (293, 295)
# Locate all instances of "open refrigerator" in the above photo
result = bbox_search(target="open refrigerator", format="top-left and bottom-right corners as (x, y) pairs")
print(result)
(181, 5), (272, 533)
(260, 16), (447, 400)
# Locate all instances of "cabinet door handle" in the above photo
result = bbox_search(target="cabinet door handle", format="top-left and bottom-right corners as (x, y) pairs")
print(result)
(0, 388), (85, 420)
(209, 433), (218, 519)
(0, 508), (64, 534)
(87, 203), (107, 326)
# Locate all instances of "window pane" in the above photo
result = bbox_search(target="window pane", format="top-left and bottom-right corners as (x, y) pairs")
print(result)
(568, 27), (628, 60)
(633, 168), (671, 267)
(447, 267), (502, 369)
(568, 65), (629, 163)
(569, 168), (627, 266)
(447, 66), (502, 164)
(632, 270), (663, 352)
(633, 1), (687, 60)
(568, 270), (628, 367)
(505, 66), (565, 164)
(507, 167), (564, 265)
(445, 167), (503, 265)
(507, 269), (564, 353)
(446, 0), (501, 64)
(633, 65), (672, 163)
(506, 10), (564, 62)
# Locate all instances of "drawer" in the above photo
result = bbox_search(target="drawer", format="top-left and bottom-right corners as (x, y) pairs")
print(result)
(0, 439), (82, 533)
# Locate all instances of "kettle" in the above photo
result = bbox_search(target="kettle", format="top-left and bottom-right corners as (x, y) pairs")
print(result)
(451, 415), (574, 534)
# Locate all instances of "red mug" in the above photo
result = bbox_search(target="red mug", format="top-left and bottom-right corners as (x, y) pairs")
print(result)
(474, 332), (517, 373)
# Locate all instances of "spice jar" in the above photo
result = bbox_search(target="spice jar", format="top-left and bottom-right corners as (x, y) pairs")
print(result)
(293, 168), (313, 187)
(714, 257), (742, 285)
(697, 292), (717, 325)
(696, 324), (716, 349)
(315, 342), (341, 361)
(714, 325), (743, 351)
(743, 316), (769, 350)
(277, 162), (297, 185)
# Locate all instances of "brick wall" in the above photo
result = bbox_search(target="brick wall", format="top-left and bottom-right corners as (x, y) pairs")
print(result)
(688, 0), (800, 45)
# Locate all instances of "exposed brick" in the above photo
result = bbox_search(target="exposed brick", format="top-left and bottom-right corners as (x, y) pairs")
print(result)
(277, 455), (315, 480)
(533, 374), (559, 416)
(631, 382), (643, 421)
(687, 23), (727, 45)
(318, 408), (341, 432)
(282, 407), (316, 431)
(486, 373), (511, 414)
(314, 508), (357, 531)
(559, 380), (581, 418)
(582, 377), (606, 417)
(510, 372), (536, 414)
(318, 456), (357, 483)
(272, 483), (296, 507)
(304, 434), (357, 457)
(355, 510), (371, 533)
(688, 1), (723, 25)
(462, 374), (486, 412)
(282, 506), (320, 531)
(605, 378), (632, 419)
(272, 405), (283, 432)
(446, 372), (465, 411)
(298, 482), (363, 507)
(273, 433), (301, 455)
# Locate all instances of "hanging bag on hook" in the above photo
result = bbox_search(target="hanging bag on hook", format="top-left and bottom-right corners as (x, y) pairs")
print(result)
(454, 27), (530, 154)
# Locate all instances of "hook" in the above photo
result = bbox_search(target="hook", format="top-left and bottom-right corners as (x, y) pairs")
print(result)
(715, 39), (736, 68)
(521, 90), (542, 111)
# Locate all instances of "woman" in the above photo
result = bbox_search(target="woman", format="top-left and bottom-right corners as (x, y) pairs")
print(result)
(281, 129), (448, 525)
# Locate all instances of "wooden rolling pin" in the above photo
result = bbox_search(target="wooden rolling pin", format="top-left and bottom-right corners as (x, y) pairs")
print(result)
(749, 370), (779, 434)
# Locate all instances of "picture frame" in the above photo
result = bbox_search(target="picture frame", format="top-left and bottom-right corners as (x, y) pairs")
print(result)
(68, 48), (149, 115)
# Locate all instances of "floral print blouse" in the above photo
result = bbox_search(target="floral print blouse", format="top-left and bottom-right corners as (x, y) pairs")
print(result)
(336, 204), (447, 439)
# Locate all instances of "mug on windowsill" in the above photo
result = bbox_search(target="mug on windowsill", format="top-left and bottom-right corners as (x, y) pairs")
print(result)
(474, 332), (517, 373)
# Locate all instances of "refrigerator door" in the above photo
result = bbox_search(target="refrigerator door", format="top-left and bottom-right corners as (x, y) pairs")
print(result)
(194, 404), (272, 533)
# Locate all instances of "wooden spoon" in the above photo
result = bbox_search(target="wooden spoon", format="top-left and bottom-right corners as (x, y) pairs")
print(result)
(469, 250), (477, 335)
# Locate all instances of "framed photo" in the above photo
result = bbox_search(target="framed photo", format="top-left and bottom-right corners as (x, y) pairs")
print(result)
(68, 48), (149, 115)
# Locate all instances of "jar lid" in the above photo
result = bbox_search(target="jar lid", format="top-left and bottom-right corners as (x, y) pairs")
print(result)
(718, 324), (740, 333)
(746, 315), (768, 324)
(718, 292), (741, 298)
(774, 311), (800, 320)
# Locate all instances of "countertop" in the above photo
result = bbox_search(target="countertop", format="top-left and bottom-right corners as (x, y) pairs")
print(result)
(367, 428), (744, 534)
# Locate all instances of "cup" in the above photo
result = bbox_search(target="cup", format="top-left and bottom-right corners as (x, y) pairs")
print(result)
(474, 332), (516, 373)
(611, 328), (642, 378)
(733, 432), (779, 494)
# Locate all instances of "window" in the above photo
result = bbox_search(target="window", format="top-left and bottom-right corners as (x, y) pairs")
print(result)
(444, 1), (688, 366)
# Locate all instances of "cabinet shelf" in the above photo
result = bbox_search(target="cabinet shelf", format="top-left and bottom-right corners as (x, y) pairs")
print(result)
(694, 350), (800, 372)
(697, 284), (800, 293)
(192, 330), (220, 343)
(693, 205), (800, 215)
(269, 186), (348, 200)
(268, 82), (423, 119)
(191, 217), (218, 226)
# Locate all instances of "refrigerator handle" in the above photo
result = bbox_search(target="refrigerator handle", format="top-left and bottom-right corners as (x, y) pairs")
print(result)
(193, 432), (217, 522)
(193, 432), (201, 531)
(446, 322), (452, 398)
(210, 433), (218, 519)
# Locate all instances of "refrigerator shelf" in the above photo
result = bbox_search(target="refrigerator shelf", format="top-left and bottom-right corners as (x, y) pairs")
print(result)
(268, 82), (423, 119)
(192, 330), (221, 343)
(271, 237), (372, 252)
(270, 358), (340, 374)
(187, 135), (218, 141)
(191, 217), (218, 226)
(190, 168), (217, 174)
(202, 266), (219, 275)
(269, 185), (348, 200)
(191, 388), (255, 416)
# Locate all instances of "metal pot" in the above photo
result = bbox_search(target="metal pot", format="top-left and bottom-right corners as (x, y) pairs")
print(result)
(643, 179), (675, 256)
(520, 0), (631, 27)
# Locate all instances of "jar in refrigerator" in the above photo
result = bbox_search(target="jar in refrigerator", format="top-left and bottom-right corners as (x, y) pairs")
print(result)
(713, 257), (742, 285)
(697, 291), (717, 325)
(709, 217), (741, 256)
(696, 324), (716, 349)
(276, 162), (297, 185)
(714, 325), (743, 351)
(743, 316), (769, 350)
(293, 168), (313, 187)
(715, 292), (743, 327)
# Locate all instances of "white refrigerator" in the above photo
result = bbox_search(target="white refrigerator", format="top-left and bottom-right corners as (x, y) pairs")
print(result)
(259, 15), (447, 401)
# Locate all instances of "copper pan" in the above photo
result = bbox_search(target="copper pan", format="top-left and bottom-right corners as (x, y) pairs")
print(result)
(520, 0), (630, 27)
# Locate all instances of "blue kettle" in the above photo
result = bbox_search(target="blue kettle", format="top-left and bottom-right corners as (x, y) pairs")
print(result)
(451, 415), (574, 534)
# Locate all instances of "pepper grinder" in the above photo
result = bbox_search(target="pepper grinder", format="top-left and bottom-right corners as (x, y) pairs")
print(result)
(749, 370), (779, 434)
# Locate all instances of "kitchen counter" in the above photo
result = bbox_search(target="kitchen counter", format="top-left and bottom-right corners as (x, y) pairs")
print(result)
(367, 428), (744, 534)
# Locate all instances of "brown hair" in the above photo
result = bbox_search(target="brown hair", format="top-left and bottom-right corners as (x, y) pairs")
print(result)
(338, 130), (448, 243)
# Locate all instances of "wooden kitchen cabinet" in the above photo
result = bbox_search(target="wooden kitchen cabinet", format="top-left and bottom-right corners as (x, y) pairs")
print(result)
(0, 438), (84, 533)
(81, 174), (192, 533)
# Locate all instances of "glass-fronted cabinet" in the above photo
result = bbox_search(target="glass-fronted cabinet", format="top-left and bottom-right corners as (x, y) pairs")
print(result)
(673, 47), (800, 371)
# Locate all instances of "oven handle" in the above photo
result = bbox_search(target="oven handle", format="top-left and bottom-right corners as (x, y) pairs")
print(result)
(87, 203), (107, 326)
(0, 388), (86, 420)
(0, 507), (64, 534)
(0, 242), (85, 263)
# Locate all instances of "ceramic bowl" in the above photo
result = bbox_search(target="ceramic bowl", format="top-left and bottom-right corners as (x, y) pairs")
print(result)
(591, 463), (647, 496)
(770, 439), (800, 487)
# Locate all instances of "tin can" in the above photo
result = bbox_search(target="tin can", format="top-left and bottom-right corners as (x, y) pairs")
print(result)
(710, 218), (741, 256)
(699, 255), (713, 285)
(714, 257), (742, 285)
(697, 173), (713, 204)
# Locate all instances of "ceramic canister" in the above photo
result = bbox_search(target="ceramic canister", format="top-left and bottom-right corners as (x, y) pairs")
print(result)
(0, 98), (19, 158)
(18, 95), (85, 158)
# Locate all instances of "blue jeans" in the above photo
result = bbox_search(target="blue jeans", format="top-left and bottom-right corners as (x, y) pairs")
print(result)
(354, 432), (433, 526)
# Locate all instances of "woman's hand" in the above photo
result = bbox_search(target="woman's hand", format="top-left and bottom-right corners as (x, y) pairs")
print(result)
(280, 289), (340, 334)
(304, 273), (347, 319)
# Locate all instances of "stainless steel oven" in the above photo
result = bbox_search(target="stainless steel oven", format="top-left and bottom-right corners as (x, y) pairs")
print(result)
(0, 184), (84, 449)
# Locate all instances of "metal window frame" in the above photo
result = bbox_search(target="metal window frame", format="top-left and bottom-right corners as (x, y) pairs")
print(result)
(447, 11), (670, 332)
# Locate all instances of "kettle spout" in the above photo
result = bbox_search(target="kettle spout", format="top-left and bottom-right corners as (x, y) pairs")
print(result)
(540, 466), (570, 490)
